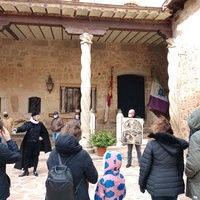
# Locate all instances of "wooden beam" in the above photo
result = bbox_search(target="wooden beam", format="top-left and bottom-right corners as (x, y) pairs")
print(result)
(63, 19), (172, 35)
(0, 20), (10, 31)
(167, 0), (187, 10)
(0, 20), (19, 39)
(0, 14), (172, 37)
(5, 27), (19, 40)
(64, 26), (108, 36)
(157, 29), (172, 40)
(163, 0), (187, 14)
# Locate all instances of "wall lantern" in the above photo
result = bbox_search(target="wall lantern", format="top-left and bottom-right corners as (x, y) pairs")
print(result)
(46, 75), (54, 93)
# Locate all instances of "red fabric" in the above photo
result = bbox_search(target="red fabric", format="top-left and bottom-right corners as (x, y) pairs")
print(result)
(106, 69), (113, 107)
(104, 68), (113, 123)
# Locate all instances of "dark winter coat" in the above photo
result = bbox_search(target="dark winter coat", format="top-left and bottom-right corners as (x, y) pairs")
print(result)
(139, 132), (188, 197)
(14, 121), (52, 170)
(46, 134), (98, 200)
(185, 108), (200, 199)
(0, 139), (22, 200)
(50, 117), (64, 132)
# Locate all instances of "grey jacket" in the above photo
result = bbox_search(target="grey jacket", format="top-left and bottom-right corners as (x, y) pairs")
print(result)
(185, 108), (200, 199)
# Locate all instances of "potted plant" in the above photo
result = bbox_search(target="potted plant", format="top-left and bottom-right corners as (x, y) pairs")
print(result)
(91, 130), (116, 156)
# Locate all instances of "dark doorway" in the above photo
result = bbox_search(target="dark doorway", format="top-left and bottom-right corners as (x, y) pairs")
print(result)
(117, 75), (145, 118)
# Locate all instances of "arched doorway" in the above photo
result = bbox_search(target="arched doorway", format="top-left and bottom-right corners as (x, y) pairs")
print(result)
(117, 75), (145, 118)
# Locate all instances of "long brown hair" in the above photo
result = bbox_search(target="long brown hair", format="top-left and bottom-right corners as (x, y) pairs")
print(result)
(60, 121), (82, 141)
(150, 115), (172, 134)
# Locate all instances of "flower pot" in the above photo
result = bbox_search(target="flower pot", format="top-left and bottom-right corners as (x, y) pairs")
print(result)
(97, 147), (107, 156)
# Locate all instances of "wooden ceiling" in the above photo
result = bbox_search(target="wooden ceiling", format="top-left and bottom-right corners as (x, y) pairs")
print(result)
(0, 0), (187, 45)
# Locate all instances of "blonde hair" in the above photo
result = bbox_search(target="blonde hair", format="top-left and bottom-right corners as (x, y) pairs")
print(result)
(150, 115), (172, 134)
(61, 121), (82, 141)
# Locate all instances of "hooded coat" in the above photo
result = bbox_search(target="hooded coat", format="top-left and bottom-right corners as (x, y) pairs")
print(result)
(185, 108), (200, 199)
(46, 134), (98, 200)
(95, 151), (126, 200)
(0, 139), (22, 200)
(139, 132), (188, 197)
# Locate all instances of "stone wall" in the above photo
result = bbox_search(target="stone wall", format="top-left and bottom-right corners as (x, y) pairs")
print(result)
(0, 37), (168, 132)
(168, 0), (200, 139)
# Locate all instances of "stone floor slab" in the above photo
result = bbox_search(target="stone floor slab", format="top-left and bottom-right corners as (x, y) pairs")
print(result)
(6, 146), (191, 200)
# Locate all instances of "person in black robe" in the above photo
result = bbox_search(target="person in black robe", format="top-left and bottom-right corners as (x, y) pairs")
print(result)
(13, 112), (52, 177)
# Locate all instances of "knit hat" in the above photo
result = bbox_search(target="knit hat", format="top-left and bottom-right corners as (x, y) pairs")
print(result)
(53, 111), (59, 115)
(31, 112), (40, 117)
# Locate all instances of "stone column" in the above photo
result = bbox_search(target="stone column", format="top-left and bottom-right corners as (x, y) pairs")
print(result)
(166, 38), (180, 136)
(79, 32), (93, 148)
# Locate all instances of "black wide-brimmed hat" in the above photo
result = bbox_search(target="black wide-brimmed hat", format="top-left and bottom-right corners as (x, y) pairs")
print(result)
(31, 112), (40, 117)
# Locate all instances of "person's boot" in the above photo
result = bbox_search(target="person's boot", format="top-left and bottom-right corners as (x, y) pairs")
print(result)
(126, 164), (131, 168)
(19, 171), (29, 177)
(33, 171), (38, 176)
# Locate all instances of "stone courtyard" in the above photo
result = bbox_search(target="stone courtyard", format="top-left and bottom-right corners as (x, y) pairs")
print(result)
(6, 144), (190, 200)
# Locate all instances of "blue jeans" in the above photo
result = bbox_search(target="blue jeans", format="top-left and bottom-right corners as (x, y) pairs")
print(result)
(127, 144), (141, 165)
(52, 132), (60, 142)
(151, 196), (178, 200)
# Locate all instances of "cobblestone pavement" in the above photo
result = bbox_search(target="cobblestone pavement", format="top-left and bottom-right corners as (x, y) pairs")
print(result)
(6, 145), (191, 200)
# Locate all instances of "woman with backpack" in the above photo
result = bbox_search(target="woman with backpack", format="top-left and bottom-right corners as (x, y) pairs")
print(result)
(46, 121), (98, 200)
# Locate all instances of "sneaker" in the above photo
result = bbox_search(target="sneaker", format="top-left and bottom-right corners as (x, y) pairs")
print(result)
(126, 164), (131, 168)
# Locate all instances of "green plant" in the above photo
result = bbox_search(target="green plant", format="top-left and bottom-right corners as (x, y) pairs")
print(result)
(91, 130), (116, 148)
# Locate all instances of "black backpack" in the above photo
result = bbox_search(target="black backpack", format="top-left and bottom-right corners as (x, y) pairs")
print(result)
(45, 153), (82, 200)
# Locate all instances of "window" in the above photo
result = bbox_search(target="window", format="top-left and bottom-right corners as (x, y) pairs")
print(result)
(28, 97), (41, 113)
(60, 86), (96, 113)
